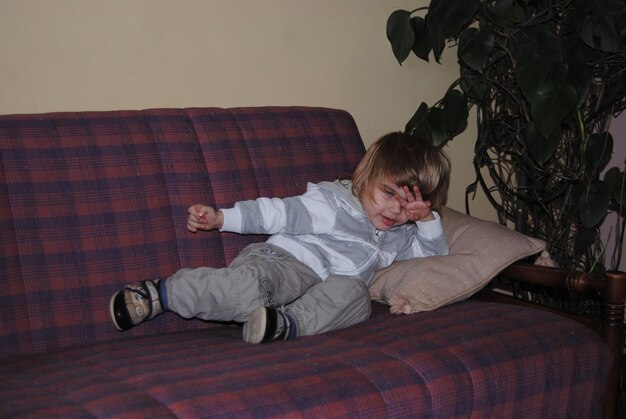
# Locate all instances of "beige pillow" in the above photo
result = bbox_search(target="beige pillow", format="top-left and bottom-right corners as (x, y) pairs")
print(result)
(369, 207), (546, 314)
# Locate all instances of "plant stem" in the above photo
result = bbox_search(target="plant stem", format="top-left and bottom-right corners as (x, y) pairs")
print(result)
(409, 7), (428, 15)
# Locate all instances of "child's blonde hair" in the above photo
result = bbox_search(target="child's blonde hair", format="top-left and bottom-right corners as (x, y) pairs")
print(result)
(351, 132), (450, 211)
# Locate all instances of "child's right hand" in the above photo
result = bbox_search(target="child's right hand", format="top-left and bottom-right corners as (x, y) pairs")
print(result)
(187, 204), (223, 232)
(397, 185), (434, 222)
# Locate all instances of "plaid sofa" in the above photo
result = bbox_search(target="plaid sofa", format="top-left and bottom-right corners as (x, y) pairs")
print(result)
(0, 107), (611, 417)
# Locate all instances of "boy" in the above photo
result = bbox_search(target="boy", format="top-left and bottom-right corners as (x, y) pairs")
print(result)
(110, 132), (450, 343)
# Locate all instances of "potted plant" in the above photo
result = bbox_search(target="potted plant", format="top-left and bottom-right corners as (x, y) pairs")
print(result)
(386, 0), (626, 274)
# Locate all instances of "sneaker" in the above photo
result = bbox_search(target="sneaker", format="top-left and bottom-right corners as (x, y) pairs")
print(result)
(110, 280), (163, 331)
(243, 306), (293, 344)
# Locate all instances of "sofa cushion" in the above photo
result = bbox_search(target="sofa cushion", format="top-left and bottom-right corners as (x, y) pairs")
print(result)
(369, 207), (546, 314)
(0, 300), (609, 418)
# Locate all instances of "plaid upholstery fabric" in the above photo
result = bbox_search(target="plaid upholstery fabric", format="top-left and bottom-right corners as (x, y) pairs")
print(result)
(0, 107), (365, 357)
(0, 301), (610, 418)
(0, 106), (611, 417)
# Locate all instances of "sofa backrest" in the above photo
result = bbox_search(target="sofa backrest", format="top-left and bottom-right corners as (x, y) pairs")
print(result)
(0, 106), (365, 357)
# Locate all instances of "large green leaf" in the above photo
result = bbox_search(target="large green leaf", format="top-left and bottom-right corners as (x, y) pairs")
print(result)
(514, 29), (562, 100)
(458, 26), (494, 73)
(387, 10), (415, 64)
(577, 181), (611, 228)
(530, 81), (578, 138)
(427, 0), (480, 37)
(425, 108), (450, 147)
(410, 16), (431, 61)
(459, 68), (485, 102)
(405, 102), (430, 138)
(575, 0), (626, 53)
(427, 0), (480, 61)
(491, 0), (526, 24)
(604, 167), (626, 208)
(523, 122), (559, 165)
(515, 54), (550, 100)
(404, 102), (450, 148)
(442, 89), (468, 136)
(585, 132), (613, 174)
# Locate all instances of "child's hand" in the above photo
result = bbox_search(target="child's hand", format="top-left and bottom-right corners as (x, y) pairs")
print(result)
(187, 204), (223, 232)
(396, 185), (434, 222)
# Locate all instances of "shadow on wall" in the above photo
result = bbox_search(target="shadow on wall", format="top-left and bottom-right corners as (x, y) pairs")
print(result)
(602, 112), (626, 272)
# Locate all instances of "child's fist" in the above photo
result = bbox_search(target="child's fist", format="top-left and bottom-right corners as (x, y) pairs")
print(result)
(187, 204), (223, 232)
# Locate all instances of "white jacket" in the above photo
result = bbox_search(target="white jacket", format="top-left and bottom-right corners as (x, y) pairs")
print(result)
(220, 180), (448, 284)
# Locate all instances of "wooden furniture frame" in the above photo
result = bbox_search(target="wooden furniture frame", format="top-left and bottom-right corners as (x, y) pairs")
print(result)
(475, 263), (626, 418)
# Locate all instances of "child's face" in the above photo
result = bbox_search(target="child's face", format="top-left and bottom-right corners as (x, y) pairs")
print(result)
(360, 180), (411, 231)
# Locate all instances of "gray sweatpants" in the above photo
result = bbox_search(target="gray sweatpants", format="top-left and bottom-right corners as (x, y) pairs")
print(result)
(164, 243), (372, 337)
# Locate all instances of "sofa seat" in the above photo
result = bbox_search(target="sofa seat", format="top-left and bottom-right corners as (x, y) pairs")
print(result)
(1, 300), (609, 418)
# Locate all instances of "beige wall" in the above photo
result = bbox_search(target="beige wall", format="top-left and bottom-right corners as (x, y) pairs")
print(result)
(0, 0), (494, 219)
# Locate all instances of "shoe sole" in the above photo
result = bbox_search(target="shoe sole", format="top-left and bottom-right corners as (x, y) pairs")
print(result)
(243, 306), (267, 344)
(109, 290), (125, 332)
